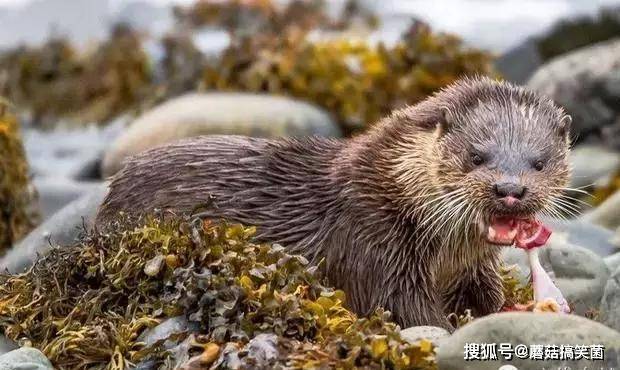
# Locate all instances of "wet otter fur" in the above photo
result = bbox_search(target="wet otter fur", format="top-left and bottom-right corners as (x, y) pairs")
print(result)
(96, 76), (572, 329)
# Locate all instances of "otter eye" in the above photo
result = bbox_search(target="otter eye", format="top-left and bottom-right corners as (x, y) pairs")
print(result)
(471, 153), (484, 166)
(534, 160), (544, 171)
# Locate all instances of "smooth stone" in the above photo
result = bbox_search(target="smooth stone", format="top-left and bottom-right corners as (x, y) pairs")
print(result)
(101, 93), (341, 177)
(400, 326), (450, 345)
(544, 219), (617, 257)
(0, 338), (17, 356)
(502, 235), (610, 315)
(33, 177), (102, 220)
(138, 316), (198, 348)
(583, 191), (620, 230)
(606, 252), (620, 272)
(569, 144), (620, 189)
(0, 184), (108, 273)
(437, 312), (620, 369)
(600, 265), (620, 331)
(0, 347), (54, 370)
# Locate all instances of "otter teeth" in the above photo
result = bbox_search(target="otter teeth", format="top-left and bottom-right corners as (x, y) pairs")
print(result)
(488, 226), (496, 240)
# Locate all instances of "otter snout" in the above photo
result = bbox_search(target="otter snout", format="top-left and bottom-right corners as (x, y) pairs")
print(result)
(493, 182), (527, 207)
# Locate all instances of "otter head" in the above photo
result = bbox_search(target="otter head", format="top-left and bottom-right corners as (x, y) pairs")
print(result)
(399, 77), (572, 247)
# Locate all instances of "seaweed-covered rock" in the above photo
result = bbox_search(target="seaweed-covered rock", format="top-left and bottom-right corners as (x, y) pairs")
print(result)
(0, 216), (437, 369)
(527, 38), (620, 149)
(202, 21), (495, 134)
(101, 93), (340, 177)
(0, 25), (151, 128)
(0, 106), (37, 253)
(437, 312), (620, 370)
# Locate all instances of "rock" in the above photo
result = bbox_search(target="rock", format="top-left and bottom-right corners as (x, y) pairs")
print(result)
(138, 316), (198, 348)
(606, 252), (620, 272)
(494, 37), (542, 84)
(101, 93), (341, 177)
(0, 184), (107, 273)
(583, 190), (620, 230)
(544, 219), (617, 257)
(502, 235), (610, 315)
(33, 177), (103, 220)
(399, 326), (450, 345)
(600, 265), (620, 331)
(437, 312), (620, 369)
(527, 38), (620, 148)
(0, 347), (54, 370)
(69, 151), (103, 181)
(0, 337), (17, 356)
(569, 144), (620, 189)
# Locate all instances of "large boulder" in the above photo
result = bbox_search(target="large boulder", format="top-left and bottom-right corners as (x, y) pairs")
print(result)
(502, 233), (610, 315)
(600, 265), (620, 331)
(527, 38), (620, 148)
(0, 184), (107, 273)
(437, 312), (620, 369)
(101, 93), (341, 177)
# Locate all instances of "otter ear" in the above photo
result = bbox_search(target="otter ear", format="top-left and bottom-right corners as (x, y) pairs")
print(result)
(436, 106), (453, 136)
(558, 114), (572, 138)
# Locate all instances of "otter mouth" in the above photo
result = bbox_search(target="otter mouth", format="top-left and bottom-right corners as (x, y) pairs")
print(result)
(485, 216), (552, 249)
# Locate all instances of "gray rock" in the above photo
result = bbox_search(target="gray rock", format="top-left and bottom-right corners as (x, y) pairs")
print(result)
(600, 265), (620, 331)
(33, 177), (102, 220)
(0, 338), (17, 356)
(495, 37), (542, 84)
(0, 184), (108, 273)
(0, 347), (54, 370)
(528, 38), (620, 148)
(400, 326), (450, 345)
(544, 218), (617, 257)
(69, 152), (103, 181)
(583, 191), (620, 230)
(569, 144), (620, 189)
(606, 252), (620, 272)
(437, 312), (620, 370)
(101, 93), (341, 177)
(502, 235), (610, 315)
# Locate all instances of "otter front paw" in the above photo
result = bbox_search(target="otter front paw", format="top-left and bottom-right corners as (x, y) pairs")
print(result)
(442, 274), (504, 317)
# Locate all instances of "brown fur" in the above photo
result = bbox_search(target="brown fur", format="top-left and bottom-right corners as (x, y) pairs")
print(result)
(96, 76), (571, 329)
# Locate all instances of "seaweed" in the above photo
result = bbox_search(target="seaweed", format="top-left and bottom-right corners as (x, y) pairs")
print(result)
(0, 24), (152, 128)
(201, 21), (495, 134)
(0, 215), (436, 369)
(0, 102), (37, 252)
(0, 1), (493, 133)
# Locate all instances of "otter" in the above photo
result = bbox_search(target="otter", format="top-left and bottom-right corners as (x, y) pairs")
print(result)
(96, 76), (572, 329)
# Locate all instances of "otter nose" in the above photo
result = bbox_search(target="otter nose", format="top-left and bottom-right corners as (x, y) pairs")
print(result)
(494, 182), (526, 200)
